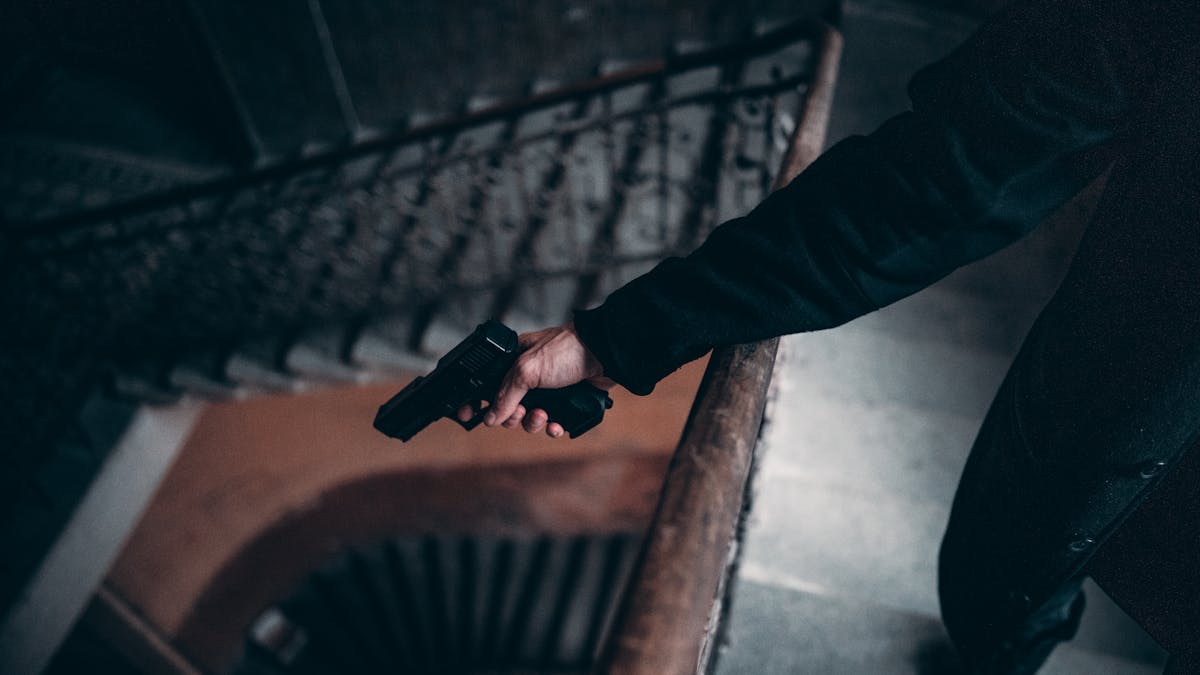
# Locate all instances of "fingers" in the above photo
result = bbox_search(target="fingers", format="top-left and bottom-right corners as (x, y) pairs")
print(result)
(484, 360), (532, 427)
(483, 322), (601, 438)
(462, 401), (557, 437)
(519, 409), (564, 437)
(522, 407), (548, 434)
(501, 405), (526, 429)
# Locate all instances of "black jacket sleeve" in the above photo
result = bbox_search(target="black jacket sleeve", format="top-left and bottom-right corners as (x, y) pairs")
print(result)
(573, 0), (1156, 395)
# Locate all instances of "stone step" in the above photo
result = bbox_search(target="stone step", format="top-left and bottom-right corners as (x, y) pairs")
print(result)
(224, 336), (303, 393)
(781, 312), (1013, 421)
(734, 271), (1168, 661)
(348, 313), (436, 374)
(852, 281), (1046, 356)
(284, 324), (368, 384)
(714, 578), (1163, 675)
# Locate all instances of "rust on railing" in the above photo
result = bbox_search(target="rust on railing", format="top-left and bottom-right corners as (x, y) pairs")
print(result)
(596, 22), (843, 675)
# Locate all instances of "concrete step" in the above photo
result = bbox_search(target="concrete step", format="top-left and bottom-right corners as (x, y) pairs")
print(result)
(224, 336), (303, 393)
(284, 324), (368, 384)
(349, 313), (436, 374)
(732, 275), (1167, 666)
(0, 135), (220, 223)
(714, 579), (1163, 675)
(782, 311), (1013, 421)
(167, 349), (241, 400)
(853, 281), (1046, 356)
(740, 466), (953, 617)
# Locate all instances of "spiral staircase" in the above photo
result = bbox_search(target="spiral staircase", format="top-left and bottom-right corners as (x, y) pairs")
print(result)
(0, 1), (839, 671)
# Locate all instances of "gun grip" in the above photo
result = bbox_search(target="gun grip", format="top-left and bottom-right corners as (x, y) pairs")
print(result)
(521, 383), (613, 438)
(448, 384), (612, 438)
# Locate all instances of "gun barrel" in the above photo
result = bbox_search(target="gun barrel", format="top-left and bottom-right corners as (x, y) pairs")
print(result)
(373, 377), (442, 441)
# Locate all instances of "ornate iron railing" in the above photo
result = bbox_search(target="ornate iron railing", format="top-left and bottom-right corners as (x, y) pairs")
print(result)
(7, 19), (823, 374)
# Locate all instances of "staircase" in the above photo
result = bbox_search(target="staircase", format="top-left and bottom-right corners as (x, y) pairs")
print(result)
(1, 3), (836, 670)
(8, 2), (1167, 673)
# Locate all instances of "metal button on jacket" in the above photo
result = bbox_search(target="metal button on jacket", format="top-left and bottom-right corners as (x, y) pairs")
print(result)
(1068, 537), (1095, 553)
(1138, 460), (1168, 479)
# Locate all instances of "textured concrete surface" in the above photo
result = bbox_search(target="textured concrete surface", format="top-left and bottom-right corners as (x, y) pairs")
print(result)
(714, 1), (1168, 672)
(718, 580), (1162, 675)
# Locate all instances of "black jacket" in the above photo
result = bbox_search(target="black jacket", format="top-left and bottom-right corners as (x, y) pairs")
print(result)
(574, 0), (1200, 664)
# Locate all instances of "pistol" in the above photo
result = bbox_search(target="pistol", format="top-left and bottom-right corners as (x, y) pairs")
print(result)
(373, 319), (613, 441)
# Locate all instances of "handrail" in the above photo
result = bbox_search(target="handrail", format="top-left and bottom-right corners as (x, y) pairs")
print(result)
(595, 22), (842, 675)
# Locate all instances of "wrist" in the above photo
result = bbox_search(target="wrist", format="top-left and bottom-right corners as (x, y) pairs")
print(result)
(565, 321), (606, 380)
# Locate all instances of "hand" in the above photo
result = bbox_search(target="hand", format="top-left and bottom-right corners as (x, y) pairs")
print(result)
(456, 322), (614, 438)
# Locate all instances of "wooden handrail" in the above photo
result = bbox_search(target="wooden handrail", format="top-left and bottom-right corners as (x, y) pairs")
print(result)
(595, 22), (843, 675)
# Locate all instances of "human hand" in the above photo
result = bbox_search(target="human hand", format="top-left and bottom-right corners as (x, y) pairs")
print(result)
(456, 322), (614, 438)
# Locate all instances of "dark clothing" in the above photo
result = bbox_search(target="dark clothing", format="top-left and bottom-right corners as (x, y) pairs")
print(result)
(574, 0), (1200, 667)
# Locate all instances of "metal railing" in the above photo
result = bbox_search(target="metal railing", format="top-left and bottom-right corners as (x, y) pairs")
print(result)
(596, 22), (842, 675)
(5, 18), (826, 372)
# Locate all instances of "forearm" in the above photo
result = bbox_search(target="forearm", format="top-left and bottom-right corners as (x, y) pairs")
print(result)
(576, 0), (1153, 395)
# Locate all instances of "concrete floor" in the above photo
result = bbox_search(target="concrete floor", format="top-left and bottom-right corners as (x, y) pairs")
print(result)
(714, 1), (1169, 673)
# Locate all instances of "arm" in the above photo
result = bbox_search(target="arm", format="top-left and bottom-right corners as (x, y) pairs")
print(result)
(574, 0), (1153, 395)
(487, 0), (1157, 427)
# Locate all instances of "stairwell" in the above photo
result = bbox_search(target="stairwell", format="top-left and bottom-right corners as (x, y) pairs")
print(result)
(3, 1), (833, 670)
(1, 1), (1176, 672)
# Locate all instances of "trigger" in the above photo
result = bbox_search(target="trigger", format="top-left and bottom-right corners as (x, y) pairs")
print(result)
(456, 401), (489, 430)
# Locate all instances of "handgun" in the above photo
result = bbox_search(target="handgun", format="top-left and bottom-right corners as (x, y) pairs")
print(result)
(373, 319), (613, 442)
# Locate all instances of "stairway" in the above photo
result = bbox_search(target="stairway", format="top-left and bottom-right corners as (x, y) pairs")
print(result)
(3, 8), (838, 670)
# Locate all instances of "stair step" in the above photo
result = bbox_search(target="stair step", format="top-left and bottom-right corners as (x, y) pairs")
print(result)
(0, 135), (217, 223)
(75, 390), (142, 453)
(502, 278), (582, 329)
(782, 320), (1012, 421)
(715, 576), (951, 674)
(715, 578), (1163, 675)
(224, 336), (302, 393)
(167, 350), (241, 400)
(349, 313), (435, 374)
(757, 386), (980, 507)
(739, 467), (951, 617)
(852, 282), (1045, 356)
(284, 325), (367, 384)
(419, 308), (485, 357)
(109, 365), (182, 405)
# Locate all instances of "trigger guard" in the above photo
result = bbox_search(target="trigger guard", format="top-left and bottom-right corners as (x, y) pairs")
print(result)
(455, 401), (489, 430)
